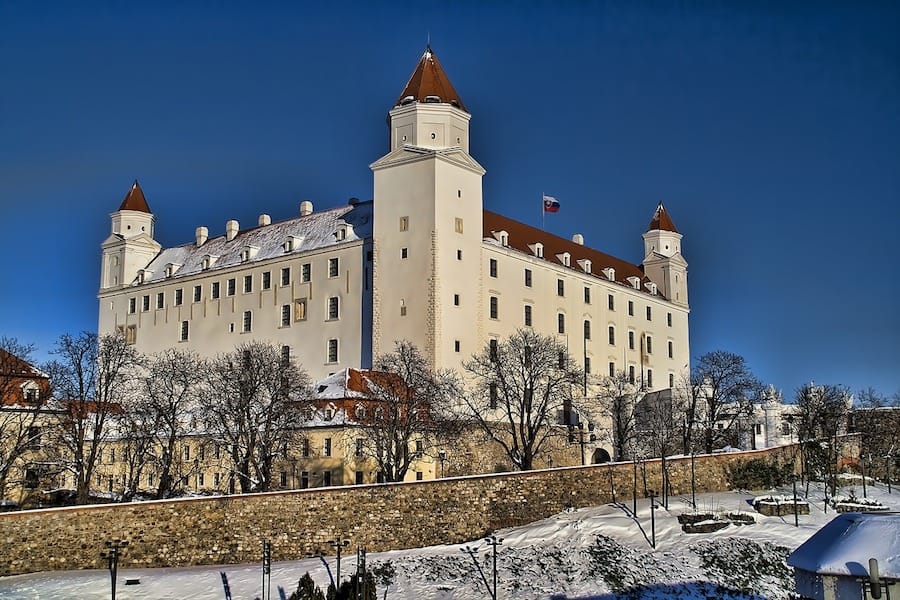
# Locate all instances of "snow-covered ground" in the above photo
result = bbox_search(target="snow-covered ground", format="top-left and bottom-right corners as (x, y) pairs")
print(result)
(1, 481), (896, 600)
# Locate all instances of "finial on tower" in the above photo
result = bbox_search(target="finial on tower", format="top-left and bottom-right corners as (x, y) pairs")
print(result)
(395, 45), (466, 111)
(646, 202), (678, 233)
(118, 179), (152, 213)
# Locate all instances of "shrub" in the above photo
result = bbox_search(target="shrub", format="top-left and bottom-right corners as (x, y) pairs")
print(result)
(726, 458), (793, 490)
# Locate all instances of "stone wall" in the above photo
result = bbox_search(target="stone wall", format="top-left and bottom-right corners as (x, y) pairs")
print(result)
(0, 445), (799, 576)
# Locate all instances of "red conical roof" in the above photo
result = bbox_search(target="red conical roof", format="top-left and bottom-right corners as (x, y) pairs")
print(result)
(119, 180), (151, 213)
(647, 202), (678, 233)
(395, 46), (466, 112)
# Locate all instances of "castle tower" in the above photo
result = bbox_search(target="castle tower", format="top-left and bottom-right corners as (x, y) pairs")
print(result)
(100, 181), (161, 290)
(371, 46), (486, 368)
(641, 202), (688, 306)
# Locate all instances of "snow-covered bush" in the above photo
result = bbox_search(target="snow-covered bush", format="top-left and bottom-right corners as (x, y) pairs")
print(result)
(694, 538), (792, 596)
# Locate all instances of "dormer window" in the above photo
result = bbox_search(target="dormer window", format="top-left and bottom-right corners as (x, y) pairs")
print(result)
(240, 246), (259, 263)
(627, 276), (641, 290)
(201, 254), (219, 271)
(529, 242), (544, 258)
(137, 270), (147, 284)
(578, 259), (592, 274)
(336, 226), (346, 241)
(602, 267), (615, 281)
(557, 252), (571, 267)
(283, 236), (303, 253)
(165, 263), (181, 278)
(647, 282), (658, 295)
(424, 95), (441, 103)
(492, 230), (509, 246)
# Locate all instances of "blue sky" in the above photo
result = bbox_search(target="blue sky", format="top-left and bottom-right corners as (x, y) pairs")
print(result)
(1, 1), (897, 398)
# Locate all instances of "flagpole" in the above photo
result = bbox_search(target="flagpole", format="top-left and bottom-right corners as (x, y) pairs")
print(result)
(541, 192), (545, 231)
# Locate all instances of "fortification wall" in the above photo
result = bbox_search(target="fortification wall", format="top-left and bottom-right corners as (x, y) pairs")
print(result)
(0, 446), (799, 576)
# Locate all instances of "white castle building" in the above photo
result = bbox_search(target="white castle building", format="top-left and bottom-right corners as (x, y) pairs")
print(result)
(98, 46), (690, 391)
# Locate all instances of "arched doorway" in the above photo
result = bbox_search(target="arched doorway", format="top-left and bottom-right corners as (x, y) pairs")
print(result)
(592, 448), (611, 464)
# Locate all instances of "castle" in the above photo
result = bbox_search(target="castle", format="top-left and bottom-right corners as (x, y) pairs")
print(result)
(98, 46), (690, 394)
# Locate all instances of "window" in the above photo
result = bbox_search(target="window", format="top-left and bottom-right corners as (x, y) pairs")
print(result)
(628, 365), (635, 384)
(608, 294), (614, 311)
(609, 362), (615, 377)
(328, 257), (339, 277)
(490, 296), (498, 319)
(669, 373), (675, 388)
(608, 326), (615, 345)
(489, 259), (497, 278)
(301, 263), (311, 282)
(557, 279), (565, 296)
(328, 296), (339, 320)
(668, 341), (673, 359)
(583, 320), (591, 340)
(647, 369), (653, 388)
(355, 471), (364, 484)
(327, 339), (339, 363)
(399, 216), (409, 231)
(584, 287), (591, 304)
(302, 439), (310, 458)
(557, 313), (565, 334)
(628, 301), (634, 316)
(585, 357), (591, 374)
(557, 350), (565, 369)
(141, 295), (150, 311)
(489, 339), (498, 362)
(281, 305), (291, 327)
(456, 249), (462, 260)
(227, 278), (236, 296)
(489, 383), (498, 409)
(281, 267), (291, 286)
(416, 471), (424, 481)
(324, 438), (332, 457)
(243, 275), (252, 293)
(242, 310), (252, 332)
(453, 294), (460, 306)
(524, 269), (532, 287)
(279, 472), (287, 487)
(125, 325), (137, 344)
(211, 282), (220, 299)
(281, 345), (291, 365)
(455, 217), (463, 233)
(323, 471), (332, 486)
(454, 340), (460, 352)
(175, 289), (184, 306)
(646, 336), (652, 354)
(524, 305), (532, 326)
(183, 446), (190, 461)
(401, 247), (408, 259)
(193, 285), (201, 302)
(646, 306), (652, 321)
(180, 321), (189, 341)
(262, 271), (271, 290)
(128, 297), (136, 314)
(301, 471), (309, 488)
(295, 298), (307, 321)
(667, 312), (672, 327)
(156, 292), (164, 309)
(628, 331), (635, 350)
(355, 438), (363, 457)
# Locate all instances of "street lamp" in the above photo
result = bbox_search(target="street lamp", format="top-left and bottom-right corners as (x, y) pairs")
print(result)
(484, 534), (504, 600)
(461, 544), (493, 600)
(327, 538), (350, 586)
(438, 450), (446, 478)
(648, 489), (657, 549)
(100, 539), (129, 600)
(791, 475), (800, 528)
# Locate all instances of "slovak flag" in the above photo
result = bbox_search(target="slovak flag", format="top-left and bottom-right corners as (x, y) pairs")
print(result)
(543, 195), (560, 213)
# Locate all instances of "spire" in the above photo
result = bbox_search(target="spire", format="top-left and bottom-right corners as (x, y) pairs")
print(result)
(118, 180), (151, 213)
(646, 202), (678, 233)
(395, 46), (466, 112)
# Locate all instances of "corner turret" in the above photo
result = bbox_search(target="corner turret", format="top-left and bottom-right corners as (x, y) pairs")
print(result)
(642, 203), (688, 306)
(100, 181), (161, 290)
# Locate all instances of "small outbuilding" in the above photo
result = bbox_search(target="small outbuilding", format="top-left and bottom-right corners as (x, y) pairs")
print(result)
(787, 512), (900, 600)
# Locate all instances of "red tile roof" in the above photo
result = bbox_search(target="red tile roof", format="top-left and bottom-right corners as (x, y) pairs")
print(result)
(396, 46), (467, 112)
(482, 210), (656, 293)
(646, 202), (678, 233)
(118, 180), (152, 213)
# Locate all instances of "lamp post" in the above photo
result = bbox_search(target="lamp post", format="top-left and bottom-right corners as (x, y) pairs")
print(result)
(791, 475), (800, 528)
(101, 539), (129, 600)
(327, 538), (350, 587)
(461, 544), (493, 600)
(438, 450), (446, 478)
(632, 457), (638, 516)
(690, 452), (696, 509)
(484, 534), (504, 600)
(261, 540), (272, 600)
(648, 489), (657, 549)
(887, 453), (893, 494)
(861, 454), (868, 499)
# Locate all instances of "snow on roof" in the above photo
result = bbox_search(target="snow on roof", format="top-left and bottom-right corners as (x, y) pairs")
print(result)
(787, 512), (900, 578)
(138, 201), (373, 285)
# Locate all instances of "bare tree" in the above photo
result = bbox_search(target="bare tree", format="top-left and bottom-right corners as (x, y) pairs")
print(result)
(352, 341), (460, 483)
(463, 329), (583, 471)
(795, 383), (851, 493)
(693, 351), (763, 454)
(44, 332), (140, 504)
(0, 338), (53, 501)
(635, 388), (686, 506)
(595, 371), (640, 461)
(201, 342), (311, 493)
(852, 387), (900, 482)
(673, 370), (703, 454)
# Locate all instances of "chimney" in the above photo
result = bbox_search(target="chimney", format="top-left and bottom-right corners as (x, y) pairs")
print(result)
(258, 214), (271, 226)
(195, 226), (208, 247)
(300, 200), (313, 217)
(226, 220), (239, 241)
(572, 233), (584, 245)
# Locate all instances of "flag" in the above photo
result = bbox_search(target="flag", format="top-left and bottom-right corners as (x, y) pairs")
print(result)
(543, 195), (560, 213)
